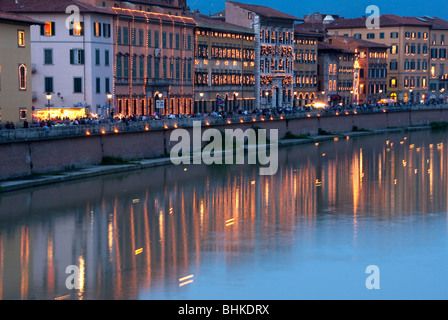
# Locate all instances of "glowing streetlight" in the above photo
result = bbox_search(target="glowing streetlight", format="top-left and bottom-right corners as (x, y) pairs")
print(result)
(46, 92), (52, 121)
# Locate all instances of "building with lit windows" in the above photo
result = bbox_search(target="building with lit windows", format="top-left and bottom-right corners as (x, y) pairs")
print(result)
(0, 10), (42, 125)
(225, 1), (301, 109)
(424, 17), (448, 102)
(112, 8), (196, 116)
(317, 41), (356, 106)
(2, 0), (115, 120)
(187, 11), (255, 113)
(326, 15), (439, 104)
(326, 36), (389, 105)
(293, 23), (323, 107)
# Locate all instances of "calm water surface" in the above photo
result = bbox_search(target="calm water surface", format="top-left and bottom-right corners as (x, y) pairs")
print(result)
(1, 130), (448, 300)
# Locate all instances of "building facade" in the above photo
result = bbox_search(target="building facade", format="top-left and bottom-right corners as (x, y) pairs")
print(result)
(0, 11), (42, 125)
(3, 0), (115, 120)
(326, 36), (389, 105)
(225, 1), (300, 109)
(188, 12), (255, 113)
(112, 8), (196, 116)
(293, 23), (322, 107)
(326, 15), (443, 104)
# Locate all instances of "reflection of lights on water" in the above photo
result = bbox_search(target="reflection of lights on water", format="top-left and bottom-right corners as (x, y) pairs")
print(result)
(322, 153), (326, 157)
(315, 179), (322, 187)
(394, 179), (398, 185)
(415, 169), (418, 174)
(226, 218), (235, 227)
(334, 137), (339, 142)
(135, 248), (143, 256)
(132, 199), (140, 204)
(251, 181), (255, 185)
(179, 275), (194, 287)
(410, 144), (414, 149)
(402, 160), (407, 167)
(315, 143), (319, 146)
(416, 148), (421, 152)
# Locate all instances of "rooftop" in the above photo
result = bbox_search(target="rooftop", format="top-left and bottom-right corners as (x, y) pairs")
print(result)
(327, 14), (434, 29)
(0, 9), (43, 24)
(326, 35), (389, 51)
(226, 1), (301, 21)
(186, 11), (253, 34)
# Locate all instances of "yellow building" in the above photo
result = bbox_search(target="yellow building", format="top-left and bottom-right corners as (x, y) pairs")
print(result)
(0, 10), (42, 125)
(327, 15), (433, 103)
(293, 23), (322, 107)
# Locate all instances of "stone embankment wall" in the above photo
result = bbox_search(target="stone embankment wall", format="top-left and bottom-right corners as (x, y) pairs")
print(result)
(1, 106), (448, 180)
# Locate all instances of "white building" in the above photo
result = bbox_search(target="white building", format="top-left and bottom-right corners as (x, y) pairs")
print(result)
(2, 0), (114, 120)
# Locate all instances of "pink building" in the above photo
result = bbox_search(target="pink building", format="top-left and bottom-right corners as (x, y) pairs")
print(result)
(112, 8), (196, 116)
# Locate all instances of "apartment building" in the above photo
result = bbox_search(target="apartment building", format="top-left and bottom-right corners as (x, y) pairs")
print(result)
(225, 1), (301, 109)
(187, 11), (255, 113)
(112, 7), (196, 116)
(3, 0), (115, 120)
(327, 15), (438, 103)
(326, 36), (389, 104)
(293, 23), (323, 107)
(425, 17), (448, 101)
(0, 10), (42, 125)
(318, 42), (356, 106)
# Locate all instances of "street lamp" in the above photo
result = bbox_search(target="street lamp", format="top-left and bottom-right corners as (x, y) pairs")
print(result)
(46, 92), (52, 121)
(107, 92), (113, 117)
(199, 92), (204, 113)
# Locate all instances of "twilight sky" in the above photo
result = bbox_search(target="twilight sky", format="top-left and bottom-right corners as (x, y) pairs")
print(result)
(187, 0), (448, 20)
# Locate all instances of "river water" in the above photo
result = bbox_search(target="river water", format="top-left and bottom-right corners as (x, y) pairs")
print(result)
(0, 130), (448, 300)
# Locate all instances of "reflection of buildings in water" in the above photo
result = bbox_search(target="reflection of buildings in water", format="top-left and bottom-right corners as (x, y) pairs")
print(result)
(0, 132), (447, 299)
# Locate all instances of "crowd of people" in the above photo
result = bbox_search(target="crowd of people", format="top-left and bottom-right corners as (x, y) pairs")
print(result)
(0, 99), (446, 131)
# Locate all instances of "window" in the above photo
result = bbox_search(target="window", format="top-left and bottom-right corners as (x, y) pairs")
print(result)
(96, 77), (101, 94)
(367, 33), (375, 39)
(95, 49), (101, 65)
(116, 56), (122, 79)
(18, 30), (25, 47)
(93, 22), (102, 37)
(431, 48), (438, 59)
(74, 77), (83, 93)
(18, 64), (27, 90)
(390, 32), (398, 38)
(70, 49), (85, 65)
(123, 27), (129, 45)
(139, 29), (144, 46)
(44, 77), (53, 93)
(105, 77), (110, 93)
(440, 49), (447, 59)
(103, 23), (111, 38)
(44, 49), (53, 65)
(131, 28), (136, 45)
(162, 31), (167, 48)
(354, 33), (362, 39)
(390, 60), (398, 70)
(390, 78), (397, 88)
(154, 31), (159, 48)
(175, 33), (180, 49)
(169, 32), (173, 49)
(379, 32), (385, 39)
(390, 45), (398, 54)
(117, 26), (122, 44)
(123, 56), (129, 80)
(105, 50), (110, 66)
(188, 34), (192, 50)
(69, 21), (84, 36)
(148, 30), (152, 47)
(19, 108), (27, 121)
(40, 22), (55, 36)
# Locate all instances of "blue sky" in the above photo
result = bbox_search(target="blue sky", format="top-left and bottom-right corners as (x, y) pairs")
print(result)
(187, 0), (448, 20)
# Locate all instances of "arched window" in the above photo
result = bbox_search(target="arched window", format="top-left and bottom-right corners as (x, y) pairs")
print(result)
(19, 64), (27, 90)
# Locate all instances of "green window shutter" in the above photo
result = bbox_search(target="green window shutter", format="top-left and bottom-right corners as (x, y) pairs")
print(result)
(40, 24), (45, 36)
(51, 22), (55, 35)
(70, 49), (74, 64)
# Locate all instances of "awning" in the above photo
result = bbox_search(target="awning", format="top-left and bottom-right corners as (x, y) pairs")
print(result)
(330, 95), (342, 100)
